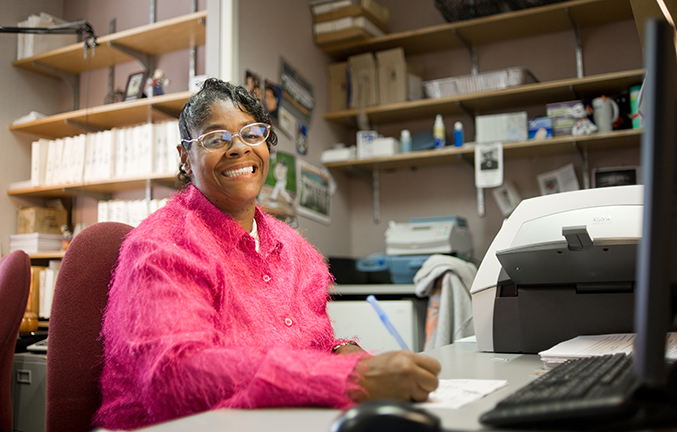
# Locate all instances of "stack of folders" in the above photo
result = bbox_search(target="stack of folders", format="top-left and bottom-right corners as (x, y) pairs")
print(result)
(538, 333), (677, 370)
(29, 120), (181, 188)
(97, 198), (169, 227)
(38, 260), (61, 319)
(9, 233), (62, 254)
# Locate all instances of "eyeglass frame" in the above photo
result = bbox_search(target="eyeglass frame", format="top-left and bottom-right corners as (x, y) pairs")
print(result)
(180, 122), (271, 153)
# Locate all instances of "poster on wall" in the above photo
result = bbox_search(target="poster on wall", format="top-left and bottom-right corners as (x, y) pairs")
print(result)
(245, 69), (262, 101)
(264, 79), (281, 122)
(258, 151), (297, 218)
(278, 58), (314, 126)
(296, 160), (332, 225)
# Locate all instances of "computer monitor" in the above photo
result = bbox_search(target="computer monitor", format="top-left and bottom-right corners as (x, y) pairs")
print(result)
(633, 17), (677, 396)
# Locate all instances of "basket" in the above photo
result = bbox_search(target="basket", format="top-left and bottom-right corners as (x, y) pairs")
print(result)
(434, 0), (569, 23)
(423, 67), (537, 99)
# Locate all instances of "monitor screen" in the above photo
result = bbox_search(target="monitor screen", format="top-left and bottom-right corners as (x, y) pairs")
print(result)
(633, 18), (677, 393)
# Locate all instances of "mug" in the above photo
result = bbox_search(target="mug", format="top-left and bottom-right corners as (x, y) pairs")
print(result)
(592, 96), (620, 133)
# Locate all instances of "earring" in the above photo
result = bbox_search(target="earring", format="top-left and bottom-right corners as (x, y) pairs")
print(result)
(181, 163), (191, 175)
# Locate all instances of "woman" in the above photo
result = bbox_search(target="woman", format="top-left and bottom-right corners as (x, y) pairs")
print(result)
(95, 78), (440, 430)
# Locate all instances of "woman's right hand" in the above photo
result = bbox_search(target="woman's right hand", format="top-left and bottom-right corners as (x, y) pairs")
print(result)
(354, 350), (441, 402)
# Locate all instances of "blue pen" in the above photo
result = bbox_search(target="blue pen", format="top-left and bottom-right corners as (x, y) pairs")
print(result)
(366, 295), (410, 351)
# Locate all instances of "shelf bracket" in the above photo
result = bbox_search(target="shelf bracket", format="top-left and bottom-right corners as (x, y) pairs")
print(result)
(453, 29), (478, 75)
(64, 119), (105, 133)
(455, 100), (475, 120)
(573, 142), (590, 189)
(372, 170), (381, 224)
(566, 7), (584, 78)
(62, 187), (111, 201)
(30, 61), (80, 110)
(107, 41), (155, 73)
(150, 104), (181, 119)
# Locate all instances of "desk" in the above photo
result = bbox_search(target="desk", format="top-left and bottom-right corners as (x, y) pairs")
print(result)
(113, 342), (544, 432)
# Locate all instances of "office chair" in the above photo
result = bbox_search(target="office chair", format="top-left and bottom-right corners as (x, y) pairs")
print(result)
(0, 250), (31, 432)
(46, 222), (133, 432)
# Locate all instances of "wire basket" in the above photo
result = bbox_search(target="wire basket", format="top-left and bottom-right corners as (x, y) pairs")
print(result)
(434, 0), (569, 23)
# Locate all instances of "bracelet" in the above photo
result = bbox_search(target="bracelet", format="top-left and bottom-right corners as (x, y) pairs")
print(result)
(332, 341), (358, 353)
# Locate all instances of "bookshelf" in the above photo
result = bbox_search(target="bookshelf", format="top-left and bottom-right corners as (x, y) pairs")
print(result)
(7, 12), (205, 200)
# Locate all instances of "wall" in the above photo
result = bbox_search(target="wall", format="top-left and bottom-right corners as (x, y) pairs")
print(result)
(0, 1), (66, 256)
(1, 0), (645, 265)
(344, 0), (644, 262)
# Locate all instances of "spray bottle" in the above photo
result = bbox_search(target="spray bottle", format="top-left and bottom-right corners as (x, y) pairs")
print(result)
(434, 114), (446, 149)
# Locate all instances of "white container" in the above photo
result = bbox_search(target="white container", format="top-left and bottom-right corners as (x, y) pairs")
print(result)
(423, 67), (537, 99)
(400, 129), (412, 152)
(434, 114), (446, 149)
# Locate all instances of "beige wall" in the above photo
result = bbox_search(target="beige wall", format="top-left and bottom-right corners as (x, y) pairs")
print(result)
(1, 0), (66, 256)
(1, 0), (644, 264)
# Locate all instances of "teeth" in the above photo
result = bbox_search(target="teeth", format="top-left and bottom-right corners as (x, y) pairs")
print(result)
(223, 166), (254, 178)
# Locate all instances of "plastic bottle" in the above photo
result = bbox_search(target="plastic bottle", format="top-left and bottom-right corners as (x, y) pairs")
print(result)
(454, 121), (464, 147)
(400, 129), (412, 153)
(433, 114), (446, 149)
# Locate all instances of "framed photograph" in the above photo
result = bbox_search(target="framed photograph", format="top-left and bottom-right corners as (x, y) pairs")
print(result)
(124, 71), (147, 101)
(593, 166), (640, 188)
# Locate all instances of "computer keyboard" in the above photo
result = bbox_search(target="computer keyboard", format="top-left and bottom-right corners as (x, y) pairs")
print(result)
(26, 337), (48, 353)
(480, 353), (639, 427)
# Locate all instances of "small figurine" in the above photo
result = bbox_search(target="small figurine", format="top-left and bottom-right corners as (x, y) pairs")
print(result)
(146, 68), (169, 98)
(61, 224), (73, 250)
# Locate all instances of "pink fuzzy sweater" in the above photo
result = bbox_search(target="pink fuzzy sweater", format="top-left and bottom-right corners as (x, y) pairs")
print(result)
(95, 185), (365, 430)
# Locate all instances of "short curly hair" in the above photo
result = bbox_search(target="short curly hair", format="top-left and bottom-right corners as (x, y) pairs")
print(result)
(177, 78), (278, 185)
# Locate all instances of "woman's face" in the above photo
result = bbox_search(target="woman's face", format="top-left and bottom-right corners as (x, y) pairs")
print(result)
(180, 99), (270, 215)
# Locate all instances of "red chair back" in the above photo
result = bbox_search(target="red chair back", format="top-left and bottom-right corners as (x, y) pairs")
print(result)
(0, 250), (31, 432)
(46, 222), (133, 432)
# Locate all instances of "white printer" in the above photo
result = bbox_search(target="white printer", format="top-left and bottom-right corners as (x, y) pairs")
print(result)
(385, 217), (474, 261)
(471, 185), (644, 353)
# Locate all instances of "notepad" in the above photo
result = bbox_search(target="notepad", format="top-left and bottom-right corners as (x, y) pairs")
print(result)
(418, 379), (508, 409)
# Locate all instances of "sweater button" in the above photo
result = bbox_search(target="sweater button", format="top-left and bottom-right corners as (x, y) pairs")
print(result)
(285, 317), (293, 326)
(263, 274), (271, 282)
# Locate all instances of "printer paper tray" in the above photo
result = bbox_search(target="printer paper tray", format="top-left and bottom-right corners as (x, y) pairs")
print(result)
(496, 239), (637, 285)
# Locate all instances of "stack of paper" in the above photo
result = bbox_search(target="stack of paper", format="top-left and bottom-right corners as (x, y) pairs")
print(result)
(539, 333), (677, 370)
(16, 13), (78, 60)
(9, 233), (63, 254)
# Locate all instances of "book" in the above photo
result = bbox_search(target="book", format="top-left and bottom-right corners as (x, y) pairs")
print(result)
(31, 139), (50, 187)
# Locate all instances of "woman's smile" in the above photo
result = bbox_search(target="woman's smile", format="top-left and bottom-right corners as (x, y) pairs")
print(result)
(222, 165), (257, 178)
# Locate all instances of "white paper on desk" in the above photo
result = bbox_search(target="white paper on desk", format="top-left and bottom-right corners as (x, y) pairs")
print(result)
(539, 333), (677, 361)
(419, 379), (508, 410)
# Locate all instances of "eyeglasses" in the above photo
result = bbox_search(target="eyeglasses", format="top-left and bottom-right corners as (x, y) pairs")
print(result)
(182, 122), (271, 152)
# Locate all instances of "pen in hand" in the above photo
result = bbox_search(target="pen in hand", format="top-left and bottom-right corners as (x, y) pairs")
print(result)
(366, 295), (410, 351)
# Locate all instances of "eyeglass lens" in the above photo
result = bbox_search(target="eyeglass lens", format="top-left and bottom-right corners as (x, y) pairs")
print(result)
(201, 123), (269, 151)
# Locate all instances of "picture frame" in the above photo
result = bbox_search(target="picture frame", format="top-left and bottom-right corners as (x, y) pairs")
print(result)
(124, 71), (147, 101)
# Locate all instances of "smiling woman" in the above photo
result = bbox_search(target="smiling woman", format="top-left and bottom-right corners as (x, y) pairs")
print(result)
(94, 78), (441, 431)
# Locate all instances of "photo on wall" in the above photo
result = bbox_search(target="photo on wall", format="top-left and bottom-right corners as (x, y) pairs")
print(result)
(258, 151), (297, 218)
(297, 160), (332, 225)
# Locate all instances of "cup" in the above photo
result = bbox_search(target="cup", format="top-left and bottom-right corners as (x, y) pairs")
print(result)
(592, 96), (620, 133)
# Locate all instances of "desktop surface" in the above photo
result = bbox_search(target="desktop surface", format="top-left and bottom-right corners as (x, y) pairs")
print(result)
(100, 342), (544, 432)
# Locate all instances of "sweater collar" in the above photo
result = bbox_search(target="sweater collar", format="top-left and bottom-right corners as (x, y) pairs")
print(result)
(180, 185), (283, 258)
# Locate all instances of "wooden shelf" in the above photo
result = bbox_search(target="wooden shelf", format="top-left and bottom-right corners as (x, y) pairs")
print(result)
(320, 0), (633, 59)
(323, 129), (642, 171)
(7, 174), (179, 199)
(13, 11), (206, 76)
(9, 91), (191, 139)
(29, 251), (66, 260)
(324, 69), (646, 127)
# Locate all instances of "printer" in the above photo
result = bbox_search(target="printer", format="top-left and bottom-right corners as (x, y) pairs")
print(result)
(385, 217), (474, 261)
(471, 185), (643, 353)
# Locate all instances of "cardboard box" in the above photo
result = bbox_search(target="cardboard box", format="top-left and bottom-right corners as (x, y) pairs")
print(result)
(327, 62), (348, 112)
(348, 53), (378, 108)
(376, 48), (423, 105)
(17, 206), (68, 235)
(356, 130), (379, 159)
(528, 117), (553, 140)
(313, 4), (388, 32)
